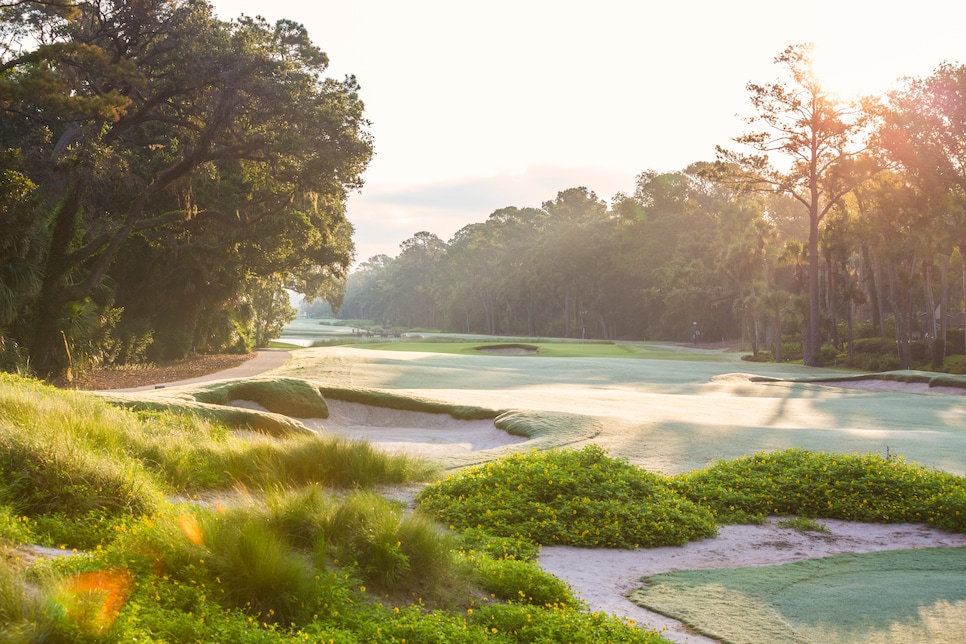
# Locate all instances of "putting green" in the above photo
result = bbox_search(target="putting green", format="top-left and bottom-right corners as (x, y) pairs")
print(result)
(271, 344), (966, 475)
(631, 547), (966, 644)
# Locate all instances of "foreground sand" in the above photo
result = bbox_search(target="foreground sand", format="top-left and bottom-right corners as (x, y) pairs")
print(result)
(538, 519), (966, 644)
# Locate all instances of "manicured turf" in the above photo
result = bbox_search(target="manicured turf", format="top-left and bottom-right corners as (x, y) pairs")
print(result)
(271, 344), (966, 476)
(631, 547), (966, 644)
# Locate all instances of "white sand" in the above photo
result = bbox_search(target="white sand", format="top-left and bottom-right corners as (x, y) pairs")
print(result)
(299, 400), (528, 457)
(538, 518), (966, 643)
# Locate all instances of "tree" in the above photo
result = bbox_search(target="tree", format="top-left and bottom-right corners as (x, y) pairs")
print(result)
(1, 0), (371, 376)
(878, 62), (966, 367)
(717, 43), (871, 365)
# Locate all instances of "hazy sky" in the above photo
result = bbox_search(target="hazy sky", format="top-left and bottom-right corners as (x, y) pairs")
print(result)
(210, 1), (966, 266)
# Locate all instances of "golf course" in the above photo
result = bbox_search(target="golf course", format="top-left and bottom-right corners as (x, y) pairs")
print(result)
(4, 325), (966, 642)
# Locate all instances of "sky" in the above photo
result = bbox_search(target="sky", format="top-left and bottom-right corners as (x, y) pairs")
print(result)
(210, 0), (966, 267)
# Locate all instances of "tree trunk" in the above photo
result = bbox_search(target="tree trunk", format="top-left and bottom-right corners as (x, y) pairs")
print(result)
(806, 207), (822, 366)
(923, 256), (940, 369)
(887, 262), (913, 369)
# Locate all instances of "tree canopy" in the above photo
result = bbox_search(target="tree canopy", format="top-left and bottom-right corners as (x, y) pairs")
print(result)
(0, 0), (371, 377)
(342, 48), (966, 372)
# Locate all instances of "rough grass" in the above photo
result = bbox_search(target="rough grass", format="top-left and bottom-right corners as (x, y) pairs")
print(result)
(631, 548), (966, 644)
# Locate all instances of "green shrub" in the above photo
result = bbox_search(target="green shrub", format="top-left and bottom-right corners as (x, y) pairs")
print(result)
(818, 345), (840, 366)
(941, 355), (966, 375)
(741, 350), (773, 363)
(469, 602), (665, 643)
(472, 556), (577, 607)
(0, 505), (34, 544)
(418, 446), (717, 549)
(852, 337), (893, 354)
(671, 448), (966, 531)
(455, 527), (540, 562)
(782, 341), (803, 360)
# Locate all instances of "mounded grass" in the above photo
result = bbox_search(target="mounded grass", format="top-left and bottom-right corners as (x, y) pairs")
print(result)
(0, 374), (166, 520)
(102, 377), (333, 437)
(191, 378), (330, 418)
(631, 547), (966, 644)
(418, 446), (719, 549)
(420, 447), (966, 550)
(0, 376), (436, 543)
(671, 448), (966, 531)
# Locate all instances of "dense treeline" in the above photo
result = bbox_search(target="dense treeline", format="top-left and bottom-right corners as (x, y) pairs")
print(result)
(341, 46), (966, 370)
(0, 0), (371, 378)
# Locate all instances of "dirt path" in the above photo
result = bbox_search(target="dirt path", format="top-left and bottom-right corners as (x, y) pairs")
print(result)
(105, 348), (291, 392)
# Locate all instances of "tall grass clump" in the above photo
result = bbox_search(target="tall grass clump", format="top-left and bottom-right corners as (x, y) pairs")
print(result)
(417, 445), (718, 548)
(0, 555), (56, 642)
(671, 448), (966, 530)
(0, 376), (165, 522)
(323, 490), (462, 597)
(121, 409), (435, 492)
(222, 434), (436, 490)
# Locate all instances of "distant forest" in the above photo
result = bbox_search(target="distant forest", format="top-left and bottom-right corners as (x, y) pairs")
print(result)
(341, 48), (966, 371)
(3, 0), (966, 381)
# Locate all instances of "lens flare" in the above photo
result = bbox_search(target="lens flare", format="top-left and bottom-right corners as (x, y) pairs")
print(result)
(178, 513), (204, 546)
(51, 568), (132, 635)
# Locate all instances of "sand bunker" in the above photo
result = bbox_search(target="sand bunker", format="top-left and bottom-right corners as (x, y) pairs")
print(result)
(475, 344), (539, 355)
(310, 400), (527, 456)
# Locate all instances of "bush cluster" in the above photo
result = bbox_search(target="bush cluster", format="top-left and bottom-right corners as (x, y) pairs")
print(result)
(418, 445), (718, 549)
(419, 446), (966, 552)
(671, 448), (966, 531)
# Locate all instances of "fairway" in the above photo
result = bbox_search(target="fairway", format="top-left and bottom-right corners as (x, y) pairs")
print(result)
(270, 342), (966, 475)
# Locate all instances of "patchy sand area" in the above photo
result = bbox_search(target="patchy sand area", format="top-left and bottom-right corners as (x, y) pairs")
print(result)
(538, 519), (966, 644)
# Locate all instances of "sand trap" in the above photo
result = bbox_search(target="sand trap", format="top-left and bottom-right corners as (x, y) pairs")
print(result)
(538, 518), (966, 643)
(230, 399), (525, 456)
(231, 398), (527, 456)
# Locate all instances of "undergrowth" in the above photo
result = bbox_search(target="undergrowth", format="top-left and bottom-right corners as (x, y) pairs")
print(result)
(0, 374), (666, 643)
